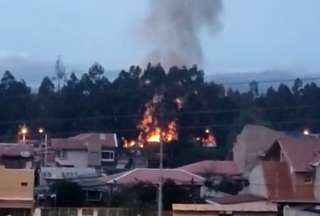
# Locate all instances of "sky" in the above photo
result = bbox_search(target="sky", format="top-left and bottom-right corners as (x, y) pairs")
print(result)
(0, 0), (320, 84)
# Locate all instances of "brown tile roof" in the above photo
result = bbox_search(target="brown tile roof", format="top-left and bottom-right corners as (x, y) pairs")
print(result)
(102, 168), (205, 185)
(206, 194), (266, 204)
(262, 161), (315, 201)
(52, 133), (118, 150)
(262, 161), (295, 200)
(178, 160), (241, 176)
(0, 143), (33, 157)
(275, 136), (320, 172)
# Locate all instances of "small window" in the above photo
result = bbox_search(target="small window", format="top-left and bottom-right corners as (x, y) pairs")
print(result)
(21, 182), (28, 186)
(305, 174), (313, 183)
(82, 209), (94, 216)
(101, 151), (115, 162)
(87, 191), (102, 201)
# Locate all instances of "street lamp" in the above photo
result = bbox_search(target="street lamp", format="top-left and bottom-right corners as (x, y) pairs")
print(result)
(20, 125), (28, 144)
(38, 128), (48, 167)
(303, 129), (310, 136)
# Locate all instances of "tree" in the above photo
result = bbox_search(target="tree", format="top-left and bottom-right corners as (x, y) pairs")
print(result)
(50, 181), (85, 207)
(0, 70), (15, 91)
(292, 78), (303, 96)
(39, 76), (55, 95)
(88, 62), (105, 83)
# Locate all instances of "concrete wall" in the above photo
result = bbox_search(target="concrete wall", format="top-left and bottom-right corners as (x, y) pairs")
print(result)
(292, 172), (314, 200)
(248, 163), (268, 197)
(283, 206), (319, 216)
(63, 150), (88, 167)
(314, 166), (320, 201)
(0, 167), (34, 200)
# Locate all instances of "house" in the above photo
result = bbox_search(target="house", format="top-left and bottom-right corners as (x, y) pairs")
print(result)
(178, 160), (246, 196)
(96, 168), (205, 200)
(101, 168), (204, 186)
(39, 167), (97, 186)
(0, 166), (34, 216)
(60, 168), (205, 206)
(52, 133), (118, 172)
(178, 160), (241, 177)
(173, 199), (277, 216)
(283, 205), (320, 216)
(249, 136), (320, 202)
(0, 143), (33, 169)
(233, 124), (287, 174)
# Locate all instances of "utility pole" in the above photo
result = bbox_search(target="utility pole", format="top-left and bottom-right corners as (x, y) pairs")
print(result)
(158, 139), (163, 216)
(44, 134), (48, 167)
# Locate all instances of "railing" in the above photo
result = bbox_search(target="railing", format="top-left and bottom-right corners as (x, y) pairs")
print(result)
(35, 208), (172, 216)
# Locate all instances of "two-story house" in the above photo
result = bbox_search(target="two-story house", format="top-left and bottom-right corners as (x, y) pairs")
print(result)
(249, 136), (320, 202)
(0, 166), (34, 216)
(52, 133), (118, 172)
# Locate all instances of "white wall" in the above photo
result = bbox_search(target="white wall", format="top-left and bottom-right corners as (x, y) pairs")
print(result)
(249, 163), (268, 197)
(314, 166), (320, 201)
(64, 150), (88, 168)
(284, 206), (319, 216)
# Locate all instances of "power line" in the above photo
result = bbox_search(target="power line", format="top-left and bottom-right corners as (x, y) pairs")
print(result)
(0, 103), (318, 126)
(1, 76), (320, 99)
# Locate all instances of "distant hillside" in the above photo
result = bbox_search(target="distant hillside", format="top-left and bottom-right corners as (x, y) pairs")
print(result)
(206, 70), (320, 93)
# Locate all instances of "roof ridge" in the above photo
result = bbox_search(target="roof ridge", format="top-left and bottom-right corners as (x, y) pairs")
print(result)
(175, 168), (205, 180)
(110, 168), (138, 183)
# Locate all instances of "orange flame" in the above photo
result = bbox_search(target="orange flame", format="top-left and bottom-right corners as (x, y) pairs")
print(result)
(122, 95), (178, 148)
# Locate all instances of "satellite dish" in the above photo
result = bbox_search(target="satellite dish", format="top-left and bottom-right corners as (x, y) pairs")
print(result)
(20, 151), (31, 158)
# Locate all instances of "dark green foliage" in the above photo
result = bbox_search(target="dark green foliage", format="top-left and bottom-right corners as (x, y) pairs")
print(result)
(0, 63), (319, 164)
(50, 181), (85, 207)
(109, 180), (195, 210)
(209, 177), (246, 195)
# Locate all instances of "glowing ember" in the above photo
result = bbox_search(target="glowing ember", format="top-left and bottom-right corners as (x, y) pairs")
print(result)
(202, 132), (217, 147)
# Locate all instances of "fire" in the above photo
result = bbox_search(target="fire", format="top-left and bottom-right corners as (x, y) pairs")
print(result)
(147, 128), (161, 143)
(123, 95), (178, 148)
(202, 129), (217, 147)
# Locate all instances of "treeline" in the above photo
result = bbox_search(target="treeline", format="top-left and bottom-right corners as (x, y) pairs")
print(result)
(0, 61), (320, 163)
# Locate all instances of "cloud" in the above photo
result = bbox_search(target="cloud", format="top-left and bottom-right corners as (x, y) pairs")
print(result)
(0, 53), (54, 87)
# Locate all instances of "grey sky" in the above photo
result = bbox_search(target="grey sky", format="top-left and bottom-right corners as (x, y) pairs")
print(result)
(0, 0), (319, 83)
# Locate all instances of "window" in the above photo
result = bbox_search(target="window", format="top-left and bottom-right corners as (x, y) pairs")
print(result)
(21, 182), (28, 186)
(86, 191), (102, 201)
(59, 150), (67, 159)
(305, 174), (313, 183)
(101, 150), (115, 162)
(82, 209), (94, 216)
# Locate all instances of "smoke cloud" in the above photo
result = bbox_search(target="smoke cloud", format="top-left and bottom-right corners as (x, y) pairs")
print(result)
(143, 0), (223, 69)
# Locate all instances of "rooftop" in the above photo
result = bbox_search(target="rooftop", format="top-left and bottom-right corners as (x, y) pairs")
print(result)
(178, 160), (240, 176)
(52, 133), (118, 150)
(101, 168), (205, 185)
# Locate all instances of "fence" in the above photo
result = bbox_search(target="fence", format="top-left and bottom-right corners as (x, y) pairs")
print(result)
(35, 208), (172, 216)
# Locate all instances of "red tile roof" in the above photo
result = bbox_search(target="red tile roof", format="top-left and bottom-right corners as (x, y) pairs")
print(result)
(0, 143), (33, 157)
(274, 136), (320, 172)
(52, 133), (118, 150)
(102, 168), (205, 185)
(178, 160), (240, 176)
